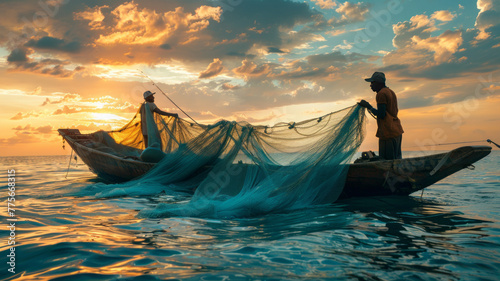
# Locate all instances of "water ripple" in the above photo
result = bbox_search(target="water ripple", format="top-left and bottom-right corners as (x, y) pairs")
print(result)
(0, 154), (499, 280)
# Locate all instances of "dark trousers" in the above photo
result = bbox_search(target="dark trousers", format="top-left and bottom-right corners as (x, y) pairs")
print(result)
(379, 135), (402, 160)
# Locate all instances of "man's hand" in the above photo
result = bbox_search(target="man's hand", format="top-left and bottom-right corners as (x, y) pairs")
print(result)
(358, 100), (372, 109)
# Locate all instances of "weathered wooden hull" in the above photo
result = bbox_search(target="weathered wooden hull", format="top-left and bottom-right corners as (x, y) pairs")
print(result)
(59, 129), (154, 182)
(340, 146), (491, 199)
(58, 129), (492, 198)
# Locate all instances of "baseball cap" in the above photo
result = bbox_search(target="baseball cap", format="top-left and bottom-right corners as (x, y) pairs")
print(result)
(143, 90), (155, 99)
(364, 72), (386, 83)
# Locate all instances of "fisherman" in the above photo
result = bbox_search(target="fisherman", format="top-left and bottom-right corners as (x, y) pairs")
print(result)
(358, 72), (404, 160)
(141, 90), (178, 149)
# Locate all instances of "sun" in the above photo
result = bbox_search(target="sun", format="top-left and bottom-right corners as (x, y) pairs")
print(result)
(90, 113), (128, 121)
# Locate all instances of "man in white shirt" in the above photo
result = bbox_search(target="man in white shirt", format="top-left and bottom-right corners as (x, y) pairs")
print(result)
(140, 90), (178, 149)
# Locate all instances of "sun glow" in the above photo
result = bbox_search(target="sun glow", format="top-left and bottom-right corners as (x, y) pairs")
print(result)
(90, 113), (127, 121)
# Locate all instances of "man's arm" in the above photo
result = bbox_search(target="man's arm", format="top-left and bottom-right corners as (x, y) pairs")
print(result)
(153, 108), (178, 118)
(369, 103), (387, 119)
(358, 100), (387, 119)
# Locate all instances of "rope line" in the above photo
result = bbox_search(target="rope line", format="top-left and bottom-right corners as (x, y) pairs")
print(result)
(65, 149), (73, 179)
(406, 140), (488, 148)
(487, 139), (500, 148)
(138, 70), (201, 126)
(360, 106), (498, 149)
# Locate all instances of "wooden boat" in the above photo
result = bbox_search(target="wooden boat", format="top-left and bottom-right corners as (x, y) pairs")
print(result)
(58, 128), (492, 199)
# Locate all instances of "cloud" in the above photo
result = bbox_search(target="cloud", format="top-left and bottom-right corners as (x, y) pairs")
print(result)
(1, 122), (61, 147)
(431, 10), (456, 22)
(233, 59), (272, 79)
(198, 58), (224, 79)
(2, 0), (498, 132)
(36, 125), (53, 134)
(159, 43), (171, 50)
(53, 105), (82, 115)
(49, 96), (138, 114)
(6, 48), (85, 78)
(1, 0), (325, 68)
(0, 131), (43, 146)
(312, 0), (337, 10)
(392, 14), (437, 48)
(221, 83), (241, 90)
(306, 51), (373, 68)
(25, 36), (82, 53)
(7, 48), (30, 62)
(267, 47), (286, 53)
(203, 0), (323, 61)
(71, 123), (113, 132)
(91, 2), (221, 46)
(10, 112), (40, 120)
(13, 124), (53, 134)
(41, 93), (82, 106)
(7, 89), (139, 124)
(412, 30), (463, 63)
(384, 1), (500, 80)
(74, 5), (109, 30)
(327, 1), (370, 27)
(335, 1), (369, 22)
(475, 0), (500, 40)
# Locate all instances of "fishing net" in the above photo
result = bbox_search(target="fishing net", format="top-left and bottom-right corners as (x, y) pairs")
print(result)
(95, 103), (367, 218)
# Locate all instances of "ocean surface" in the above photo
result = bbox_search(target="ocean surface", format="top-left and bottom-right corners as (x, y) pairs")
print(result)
(1, 150), (499, 281)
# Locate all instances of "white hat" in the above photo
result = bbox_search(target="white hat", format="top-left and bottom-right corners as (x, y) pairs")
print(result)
(143, 90), (155, 99)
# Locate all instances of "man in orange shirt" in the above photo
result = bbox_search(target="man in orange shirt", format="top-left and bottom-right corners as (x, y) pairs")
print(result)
(359, 72), (404, 160)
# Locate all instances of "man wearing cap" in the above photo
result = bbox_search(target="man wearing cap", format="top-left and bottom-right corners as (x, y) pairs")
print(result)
(141, 90), (178, 149)
(358, 72), (404, 160)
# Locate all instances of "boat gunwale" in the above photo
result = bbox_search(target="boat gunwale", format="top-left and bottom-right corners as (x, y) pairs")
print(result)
(60, 128), (492, 169)
(349, 145), (492, 167)
(58, 129), (155, 166)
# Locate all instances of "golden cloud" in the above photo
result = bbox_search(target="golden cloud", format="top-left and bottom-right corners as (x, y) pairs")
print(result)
(221, 83), (241, 90)
(74, 5), (109, 30)
(199, 58), (224, 79)
(10, 112), (40, 120)
(89, 1), (222, 46)
(431, 10), (456, 22)
(53, 105), (82, 115)
(475, 0), (500, 40)
(71, 123), (113, 132)
(0, 132), (42, 146)
(335, 1), (369, 22)
(412, 30), (463, 63)
(233, 59), (271, 79)
(42, 93), (82, 106)
(13, 124), (53, 134)
(312, 0), (337, 10)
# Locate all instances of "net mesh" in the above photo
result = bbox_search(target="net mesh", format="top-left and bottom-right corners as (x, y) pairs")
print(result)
(93, 103), (367, 218)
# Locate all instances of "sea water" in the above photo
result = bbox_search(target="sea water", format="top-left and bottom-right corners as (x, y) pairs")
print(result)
(0, 151), (499, 280)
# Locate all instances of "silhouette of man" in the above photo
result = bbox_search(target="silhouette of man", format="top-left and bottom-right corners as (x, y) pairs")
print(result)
(359, 72), (404, 160)
(140, 91), (178, 149)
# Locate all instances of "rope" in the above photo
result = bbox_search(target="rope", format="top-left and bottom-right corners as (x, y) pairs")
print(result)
(487, 139), (500, 148)
(360, 106), (498, 150)
(406, 140), (487, 148)
(65, 149), (73, 179)
(138, 70), (201, 126)
(368, 109), (377, 119)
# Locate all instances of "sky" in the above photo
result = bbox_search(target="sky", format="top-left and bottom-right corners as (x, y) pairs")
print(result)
(0, 0), (499, 156)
